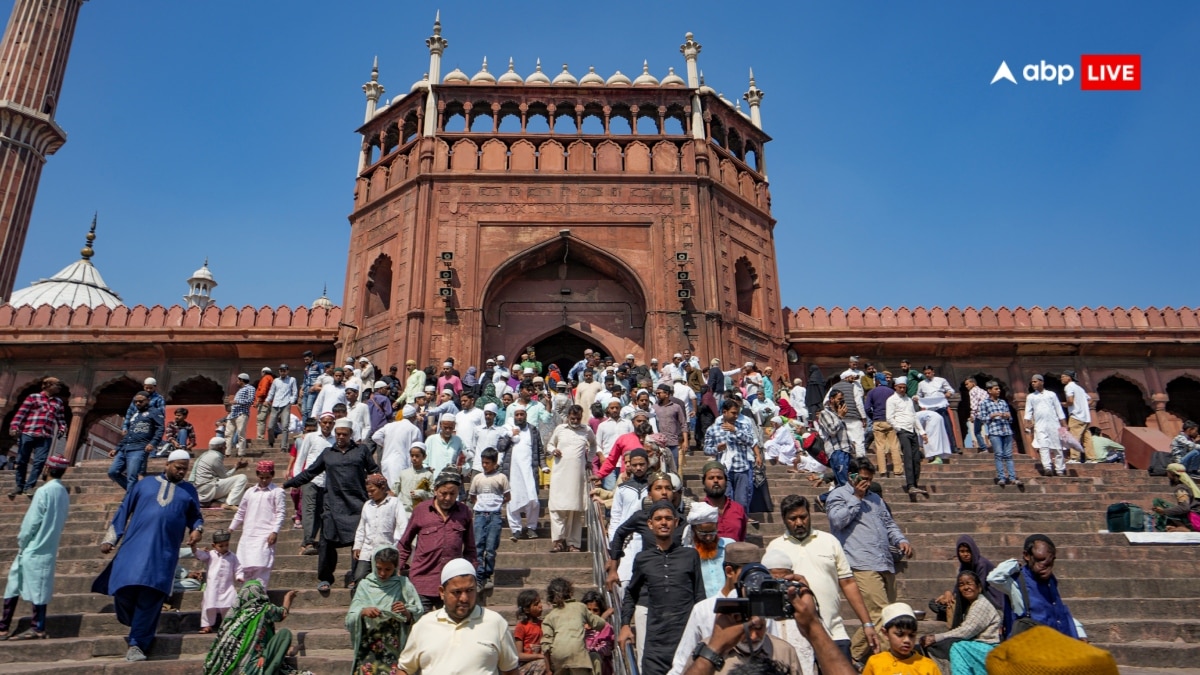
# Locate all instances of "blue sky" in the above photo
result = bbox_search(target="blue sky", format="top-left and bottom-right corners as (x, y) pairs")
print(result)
(8, 1), (1198, 311)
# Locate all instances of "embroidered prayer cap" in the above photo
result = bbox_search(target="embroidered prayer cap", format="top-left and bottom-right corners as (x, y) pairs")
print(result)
(724, 542), (762, 566)
(366, 473), (389, 490)
(144, 377), (157, 386)
(345, 385), (359, 392)
(433, 469), (463, 488)
(440, 558), (477, 585)
(45, 455), (70, 470)
(212, 529), (232, 543)
(985, 625), (1118, 675)
(879, 602), (916, 628)
(894, 376), (907, 386)
(442, 361), (453, 368)
(701, 461), (726, 478)
(333, 419), (354, 430)
(510, 404), (527, 413)
(483, 403), (499, 413)
(687, 501), (718, 525)
(256, 460), (275, 473)
(208, 437), (227, 449)
(167, 449), (191, 463)
(646, 471), (672, 486)
(319, 411), (336, 420)
(761, 548), (792, 571)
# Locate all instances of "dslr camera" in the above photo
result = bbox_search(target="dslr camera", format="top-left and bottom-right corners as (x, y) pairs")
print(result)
(713, 564), (808, 620)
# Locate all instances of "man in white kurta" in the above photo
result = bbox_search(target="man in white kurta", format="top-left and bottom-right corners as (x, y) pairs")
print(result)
(229, 460), (287, 588)
(344, 387), (372, 443)
(498, 406), (544, 540)
(915, 410), (952, 462)
(546, 405), (597, 551)
(0, 455), (69, 638)
(372, 413), (422, 487)
(1024, 374), (1068, 476)
(575, 369), (605, 422)
(456, 393), (487, 472)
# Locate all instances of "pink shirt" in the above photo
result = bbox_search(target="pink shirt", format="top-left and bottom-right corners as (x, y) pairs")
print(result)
(196, 548), (241, 611)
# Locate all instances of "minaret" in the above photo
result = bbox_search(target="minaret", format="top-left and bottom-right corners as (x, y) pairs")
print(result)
(362, 56), (385, 123)
(0, 0), (87, 301)
(679, 32), (705, 141)
(183, 258), (217, 310)
(743, 68), (764, 129)
(422, 11), (448, 137)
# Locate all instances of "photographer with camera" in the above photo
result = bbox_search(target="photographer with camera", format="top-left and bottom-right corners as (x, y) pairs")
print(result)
(826, 457), (913, 664)
(684, 574), (857, 675)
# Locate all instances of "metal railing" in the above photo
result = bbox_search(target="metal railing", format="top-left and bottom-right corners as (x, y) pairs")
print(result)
(586, 490), (640, 675)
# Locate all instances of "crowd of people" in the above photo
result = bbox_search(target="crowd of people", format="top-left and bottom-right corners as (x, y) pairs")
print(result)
(0, 347), (1159, 674)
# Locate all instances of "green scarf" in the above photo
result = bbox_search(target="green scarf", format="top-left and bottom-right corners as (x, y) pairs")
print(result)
(346, 546), (424, 671)
(203, 580), (274, 675)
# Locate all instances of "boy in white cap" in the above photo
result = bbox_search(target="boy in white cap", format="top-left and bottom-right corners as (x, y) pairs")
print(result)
(862, 602), (940, 675)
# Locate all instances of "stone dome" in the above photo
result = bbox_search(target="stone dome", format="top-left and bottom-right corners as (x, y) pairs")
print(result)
(698, 71), (715, 95)
(443, 67), (469, 84)
(579, 66), (605, 86)
(661, 67), (686, 87)
(410, 73), (430, 93)
(606, 70), (632, 86)
(498, 58), (523, 85)
(471, 58), (495, 84)
(312, 287), (334, 310)
(525, 59), (551, 85)
(8, 260), (123, 309)
(189, 260), (214, 282)
(552, 64), (577, 85)
(632, 61), (659, 87)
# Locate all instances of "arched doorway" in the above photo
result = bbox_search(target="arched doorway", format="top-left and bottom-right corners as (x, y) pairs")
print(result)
(1096, 376), (1153, 427)
(168, 376), (226, 405)
(1166, 377), (1200, 425)
(80, 377), (142, 460)
(1, 379), (73, 453)
(527, 329), (608, 379)
(957, 372), (1026, 455)
(482, 235), (647, 370)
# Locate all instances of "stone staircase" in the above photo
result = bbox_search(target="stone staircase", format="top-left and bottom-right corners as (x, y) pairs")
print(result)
(0, 442), (593, 673)
(691, 450), (1200, 671)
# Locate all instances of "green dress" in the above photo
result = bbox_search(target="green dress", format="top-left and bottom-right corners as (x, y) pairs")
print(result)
(345, 546), (424, 674)
(203, 580), (293, 675)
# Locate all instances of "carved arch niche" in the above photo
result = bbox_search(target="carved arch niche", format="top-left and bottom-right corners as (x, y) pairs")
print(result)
(734, 256), (759, 317)
(365, 254), (393, 316)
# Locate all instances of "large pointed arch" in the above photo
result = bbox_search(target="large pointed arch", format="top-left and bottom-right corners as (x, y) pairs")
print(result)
(481, 234), (647, 368)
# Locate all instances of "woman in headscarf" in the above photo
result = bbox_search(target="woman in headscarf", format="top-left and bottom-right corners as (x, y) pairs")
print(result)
(475, 381), (502, 413)
(921, 570), (1002, 675)
(345, 545), (423, 673)
(462, 367), (480, 397)
(929, 535), (1003, 623)
(202, 581), (297, 675)
(804, 364), (826, 417)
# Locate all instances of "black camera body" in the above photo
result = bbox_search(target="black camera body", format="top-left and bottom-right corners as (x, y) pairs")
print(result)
(713, 564), (805, 620)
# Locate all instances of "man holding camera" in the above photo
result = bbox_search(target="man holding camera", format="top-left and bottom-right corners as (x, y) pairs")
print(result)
(670, 543), (805, 675)
(825, 458), (913, 664)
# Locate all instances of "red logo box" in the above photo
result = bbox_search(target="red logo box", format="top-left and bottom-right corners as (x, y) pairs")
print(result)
(1080, 54), (1141, 90)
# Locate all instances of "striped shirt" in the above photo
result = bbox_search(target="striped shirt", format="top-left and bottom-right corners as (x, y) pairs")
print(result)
(9, 392), (66, 438)
(979, 398), (1014, 437)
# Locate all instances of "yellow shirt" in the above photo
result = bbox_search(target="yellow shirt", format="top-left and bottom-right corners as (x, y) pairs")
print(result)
(862, 651), (942, 675)
(397, 604), (520, 675)
(765, 530), (854, 641)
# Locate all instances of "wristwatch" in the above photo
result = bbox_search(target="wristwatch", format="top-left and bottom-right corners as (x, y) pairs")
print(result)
(693, 643), (725, 670)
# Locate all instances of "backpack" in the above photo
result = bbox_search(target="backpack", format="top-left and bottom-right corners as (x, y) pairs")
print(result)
(1106, 501), (1145, 532)
(1148, 451), (1172, 477)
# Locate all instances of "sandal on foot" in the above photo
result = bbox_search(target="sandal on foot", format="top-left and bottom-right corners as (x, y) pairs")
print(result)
(13, 630), (47, 640)
(198, 627), (213, 634)
(568, 545), (582, 553)
(549, 541), (567, 553)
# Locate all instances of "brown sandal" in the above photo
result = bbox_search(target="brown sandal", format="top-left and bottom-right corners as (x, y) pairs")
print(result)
(549, 540), (567, 553)
(568, 545), (582, 553)
(13, 630), (47, 640)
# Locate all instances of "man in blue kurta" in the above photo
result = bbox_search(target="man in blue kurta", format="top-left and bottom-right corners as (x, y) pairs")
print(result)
(0, 454), (71, 639)
(93, 449), (203, 662)
(988, 533), (1085, 640)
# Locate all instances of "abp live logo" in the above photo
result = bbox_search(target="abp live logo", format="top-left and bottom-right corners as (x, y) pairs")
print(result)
(991, 54), (1140, 90)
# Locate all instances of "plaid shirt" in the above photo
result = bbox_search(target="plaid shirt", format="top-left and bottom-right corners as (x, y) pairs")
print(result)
(703, 416), (758, 473)
(968, 386), (989, 419)
(818, 407), (853, 454)
(230, 384), (255, 418)
(979, 398), (1013, 437)
(164, 420), (196, 449)
(9, 392), (66, 438)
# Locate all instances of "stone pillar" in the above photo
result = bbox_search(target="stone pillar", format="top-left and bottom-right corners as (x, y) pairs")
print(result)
(65, 401), (87, 465)
(1012, 392), (1031, 454)
(1151, 392), (1172, 433)
(946, 392), (964, 449)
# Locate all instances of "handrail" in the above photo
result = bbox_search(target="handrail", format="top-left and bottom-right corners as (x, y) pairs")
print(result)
(587, 486), (639, 675)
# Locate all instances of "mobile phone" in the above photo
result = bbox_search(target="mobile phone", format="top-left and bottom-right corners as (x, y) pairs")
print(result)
(849, 472), (860, 484)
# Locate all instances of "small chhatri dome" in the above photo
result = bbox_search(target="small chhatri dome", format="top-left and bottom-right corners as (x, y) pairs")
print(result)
(8, 213), (123, 310)
(606, 70), (632, 86)
(183, 257), (217, 310)
(498, 57), (523, 85)
(633, 61), (659, 87)
(552, 63), (577, 85)
(579, 66), (605, 86)
(660, 67), (686, 87)
(312, 285), (334, 310)
(190, 258), (214, 282)
(698, 71), (715, 95)
(471, 57), (495, 84)
(443, 67), (469, 84)
(410, 72), (430, 93)
(525, 58), (551, 85)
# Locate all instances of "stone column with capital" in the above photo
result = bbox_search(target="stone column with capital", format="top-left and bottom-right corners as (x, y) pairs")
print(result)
(64, 400), (88, 465)
(1012, 392), (1031, 455)
(1151, 392), (1173, 434)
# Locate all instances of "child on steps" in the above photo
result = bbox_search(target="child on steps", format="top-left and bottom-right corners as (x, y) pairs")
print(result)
(193, 529), (242, 634)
